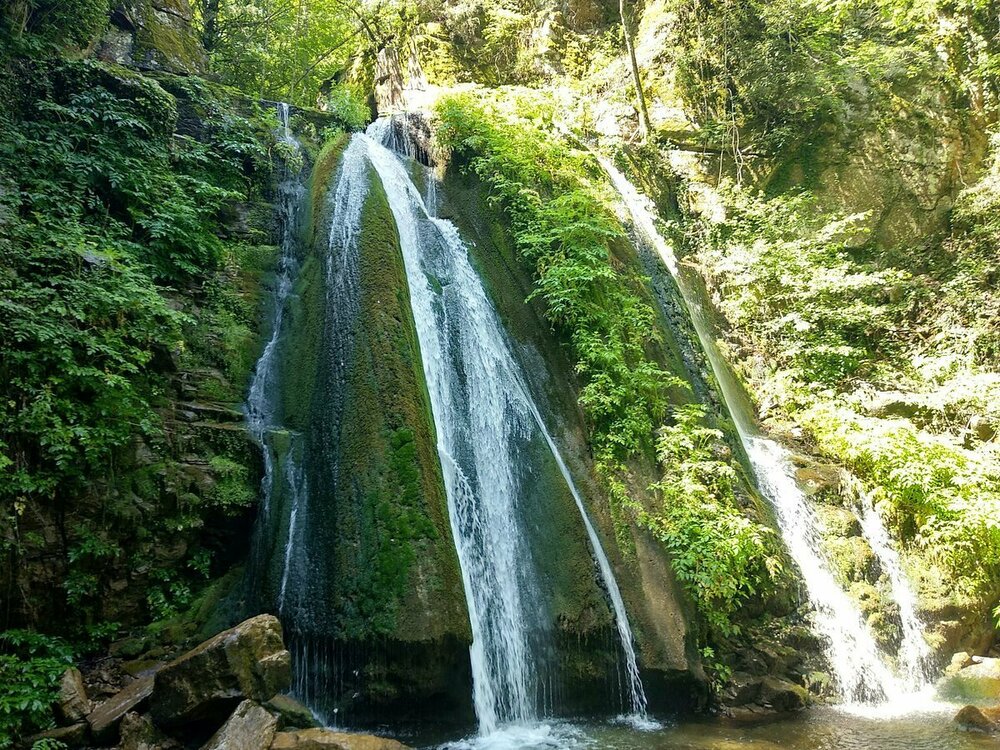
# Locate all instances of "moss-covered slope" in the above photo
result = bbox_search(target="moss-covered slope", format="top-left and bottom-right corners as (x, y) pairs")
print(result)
(255, 141), (472, 726)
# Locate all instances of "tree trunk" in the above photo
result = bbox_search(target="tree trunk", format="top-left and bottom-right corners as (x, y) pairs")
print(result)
(620, 0), (651, 140)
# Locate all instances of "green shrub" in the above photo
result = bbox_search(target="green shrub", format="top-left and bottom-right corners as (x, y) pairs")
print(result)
(640, 405), (781, 639)
(435, 92), (680, 462)
(322, 86), (370, 132)
(0, 630), (73, 747)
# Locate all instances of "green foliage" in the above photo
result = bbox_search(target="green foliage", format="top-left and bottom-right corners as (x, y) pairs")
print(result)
(666, 0), (983, 154)
(199, 0), (404, 111)
(640, 405), (781, 639)
(2, 0), (109, 50)
(803, 403), (1000, 597)
(687, 130), (1000, 615)
(436, 92), (680, 461)
(206, 456), (257, 512)
(0, 52), (276, 628)
(690, 186), (910, 390)
(322, 86), (370, 132)
(0, 631), (73, 747)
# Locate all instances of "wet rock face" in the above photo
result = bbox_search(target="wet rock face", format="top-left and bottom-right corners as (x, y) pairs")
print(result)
(97, 0), (206, 73)
(149, 614), (291, 729)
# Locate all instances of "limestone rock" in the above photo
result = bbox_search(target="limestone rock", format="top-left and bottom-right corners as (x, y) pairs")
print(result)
(270, 729), (412, 750)
(954, 704), (1000, 733)
(87, 674), (156, 743)
(120, 711), (182, 750)
(201, 700), (277, 750)
(264, 694), (320, 730)
(149, 614), (291, 728)
(758, 676), (809, 712)
(54, 667), (91, 725)
(941, 656), (1000, 701)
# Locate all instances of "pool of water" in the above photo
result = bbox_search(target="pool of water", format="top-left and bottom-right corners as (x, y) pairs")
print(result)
(421, 704), (996, 750)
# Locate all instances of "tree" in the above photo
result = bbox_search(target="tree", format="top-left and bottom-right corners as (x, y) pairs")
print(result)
(620, 0), (651, 139)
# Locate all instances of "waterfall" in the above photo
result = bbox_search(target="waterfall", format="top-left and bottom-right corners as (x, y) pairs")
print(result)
(362, 117), (649, 733)
(854, 483), (933, 689)
(245, 107), (373, 721)
(596, 154), (933, 707)
(245, 103), (306, 603)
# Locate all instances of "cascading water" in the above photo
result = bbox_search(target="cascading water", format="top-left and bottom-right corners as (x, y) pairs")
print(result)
(361, 117), (649, 734)
(245, 106), (374, 720)
(596, 154), (934, 707)
(853, 481), (933, 690)
(245, 103), (306, 603)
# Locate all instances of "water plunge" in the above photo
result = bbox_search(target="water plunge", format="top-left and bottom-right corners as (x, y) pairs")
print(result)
(596, 154), (933, 708)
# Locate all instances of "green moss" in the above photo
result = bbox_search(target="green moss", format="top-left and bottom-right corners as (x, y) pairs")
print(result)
(306, 134), (350, 246)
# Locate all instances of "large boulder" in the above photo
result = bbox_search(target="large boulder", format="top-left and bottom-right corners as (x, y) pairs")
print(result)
(149, 615), (291, 729)
(954, 704), (1000, 733)
(270, 729), (411, 750)
(54, 667), (91, 725)
(758, 677), (809, 712)
(941, 656), (1000, 701)
(201, 700), (277, 750)
(120, 711), (182, 750)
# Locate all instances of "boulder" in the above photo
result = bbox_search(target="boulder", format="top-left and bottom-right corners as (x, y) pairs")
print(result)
(270, 729), (411, 750)
(120, 711), (182, 750)
(954, 704), (1000, 733)
(87, 674), (156, 743)
(201, 700), (277, 750)
(941, 656), (1000, 701)
(265, 695), (320, 730)
(149, 614), (291, 728)
(54, 667), (91, 725)
(758, 676), (809, 712)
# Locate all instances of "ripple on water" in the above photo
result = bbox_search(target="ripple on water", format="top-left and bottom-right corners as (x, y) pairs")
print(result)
(428, 709), (999, 750)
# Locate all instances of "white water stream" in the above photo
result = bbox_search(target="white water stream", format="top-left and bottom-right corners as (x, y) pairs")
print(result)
(596, 154), (934, 709)
(360, 117), (649, 734)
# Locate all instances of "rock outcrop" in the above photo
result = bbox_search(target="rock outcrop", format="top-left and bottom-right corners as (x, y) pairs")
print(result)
(149, 614), (291, 728)
(941, 656), (1000, 702)
(43, 617), (405, 748)
(202, 700), (278, 750)
(54, 668), (92, 725)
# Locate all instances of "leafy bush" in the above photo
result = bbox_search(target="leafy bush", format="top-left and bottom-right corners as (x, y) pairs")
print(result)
(639, 405), (781, 639)
(803, 402), (1000, 600)
(0, 630), (73, 747)
(0, 55), (274, 624)
(435, 92), (680, 462)
(321, 86), (370, 132)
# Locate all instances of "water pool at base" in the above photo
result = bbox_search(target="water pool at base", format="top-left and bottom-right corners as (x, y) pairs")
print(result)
(416, 707), (997, 750)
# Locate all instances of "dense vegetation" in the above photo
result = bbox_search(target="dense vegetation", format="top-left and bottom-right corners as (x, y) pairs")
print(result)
(436, 90), (784, 660)
(2, 0), (1000, 742)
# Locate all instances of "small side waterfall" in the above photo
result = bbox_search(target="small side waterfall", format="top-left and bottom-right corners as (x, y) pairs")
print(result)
(596, 154), (933, 707)
(362, 117), (649, 733)
(854, 484), (933, 689)
(246, 103), (306, 602)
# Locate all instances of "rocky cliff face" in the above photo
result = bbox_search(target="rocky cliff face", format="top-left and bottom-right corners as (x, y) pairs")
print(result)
(97, 0), (206, 74)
